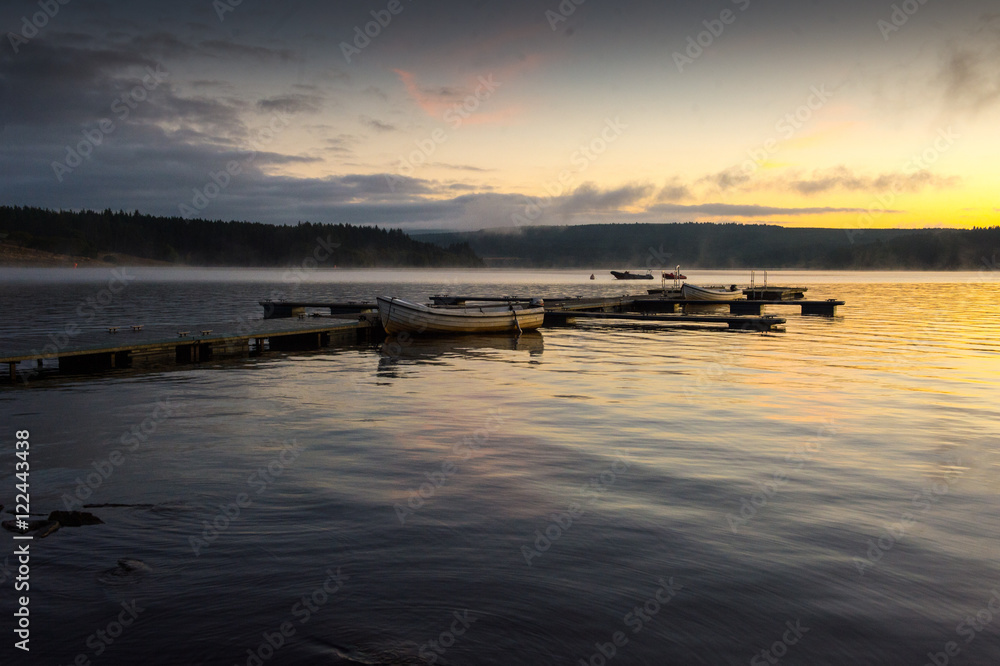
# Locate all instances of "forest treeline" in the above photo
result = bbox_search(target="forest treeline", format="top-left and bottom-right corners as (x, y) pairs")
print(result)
(3, 207), (997, 270)
(0, 206), (483, 267)
(421, 223), (1000, 270)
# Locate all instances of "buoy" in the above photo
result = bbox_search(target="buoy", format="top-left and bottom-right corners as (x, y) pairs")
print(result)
(590, 274), (595, 280)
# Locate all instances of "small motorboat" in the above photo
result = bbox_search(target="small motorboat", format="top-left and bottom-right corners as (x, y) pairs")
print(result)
(376, 297), (545, 334)
(610, 270), (654, 280)
(662, 271), (686, 280)
(680, 283), (745, 301)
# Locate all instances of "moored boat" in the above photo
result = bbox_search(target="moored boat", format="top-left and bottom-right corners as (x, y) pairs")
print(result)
(376, 297), (545, 334)
(610, 270), (654, 280)
(680, 283), (745, 301)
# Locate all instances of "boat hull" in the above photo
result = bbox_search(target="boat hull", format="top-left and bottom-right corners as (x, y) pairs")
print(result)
(680, 284), (744, 301)
(610, 271), (654, 280)
(376, 297), (545, 334)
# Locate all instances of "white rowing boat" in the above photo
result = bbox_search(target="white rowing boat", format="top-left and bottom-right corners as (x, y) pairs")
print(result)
(376, 297), (545, 334)
(680, 283), (745, 301)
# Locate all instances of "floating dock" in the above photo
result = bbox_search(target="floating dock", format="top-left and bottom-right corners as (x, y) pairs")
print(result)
(2, 317), (380, 384)
(544, 310), (785, 330)
(3, 288), (843, 384)
(260, 300), (376, 319)
(632, 298), (844, 316)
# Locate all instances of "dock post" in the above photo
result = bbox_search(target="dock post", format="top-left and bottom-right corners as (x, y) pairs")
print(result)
(801, 301), (840, 316)
(730, 301), (764, 315)
(8, 362), (15, 383)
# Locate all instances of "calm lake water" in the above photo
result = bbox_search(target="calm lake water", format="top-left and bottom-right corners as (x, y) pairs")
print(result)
(1, 268), (999, 665)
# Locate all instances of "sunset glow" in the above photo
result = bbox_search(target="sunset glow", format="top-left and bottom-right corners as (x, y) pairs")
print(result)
(1, 0), (997, 231)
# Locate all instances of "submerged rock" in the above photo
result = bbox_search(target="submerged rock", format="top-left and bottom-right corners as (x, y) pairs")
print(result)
(114, 558), (152, 574)
(2, 519), (61, 538)
(98, 558), (152, 585)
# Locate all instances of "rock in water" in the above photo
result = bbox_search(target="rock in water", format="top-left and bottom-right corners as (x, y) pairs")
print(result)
(99, 558), (151, 585)
(115, 559), (152, 573)
(47, 510), (104, 526)
(2, 519), (61, 538)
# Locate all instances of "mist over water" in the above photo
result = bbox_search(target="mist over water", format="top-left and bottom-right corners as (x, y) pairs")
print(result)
(1, 268), (998, 665)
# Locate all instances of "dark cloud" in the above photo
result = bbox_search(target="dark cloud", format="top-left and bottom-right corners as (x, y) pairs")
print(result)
(657, 178), (692, 202)
(359, 115), (397, 132)
(649, 203), (886, 217)
(434, 163), (492, 172)
(257, 94), (323, 114)
(790, 166), (960, 195)
(699, 167), (752, 191)
(935, 14), (1000, 114)
(324, 135), (357, 155)
(554, 183), (654, 215)
(198, 40), (298, 62)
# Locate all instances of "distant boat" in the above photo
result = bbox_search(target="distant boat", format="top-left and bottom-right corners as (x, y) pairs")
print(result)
(662, 270), (686, 280)
(610, 270), (654, 280)
(376, 297), (545, 334)
(680, 283), (745, 301)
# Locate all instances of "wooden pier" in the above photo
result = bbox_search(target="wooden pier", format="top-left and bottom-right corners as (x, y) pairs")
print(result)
(429, 295), (787, 330)
(2, 318), (381, 384)
(632, 298), (844, 316)
(544, 310), (786, 330)
(260, 300), (377, 319)
(2, 287), (844, 383)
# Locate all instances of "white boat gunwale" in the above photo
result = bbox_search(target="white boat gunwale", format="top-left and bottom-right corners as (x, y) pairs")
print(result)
(376, 296), (545, 334)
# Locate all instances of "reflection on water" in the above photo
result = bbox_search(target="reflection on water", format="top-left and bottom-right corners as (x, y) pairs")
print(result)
(0, 270), (999, 665)
(380, 330), (544, 361)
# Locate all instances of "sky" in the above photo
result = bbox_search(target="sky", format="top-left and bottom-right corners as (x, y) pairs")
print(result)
(1, 0), (998, 232)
